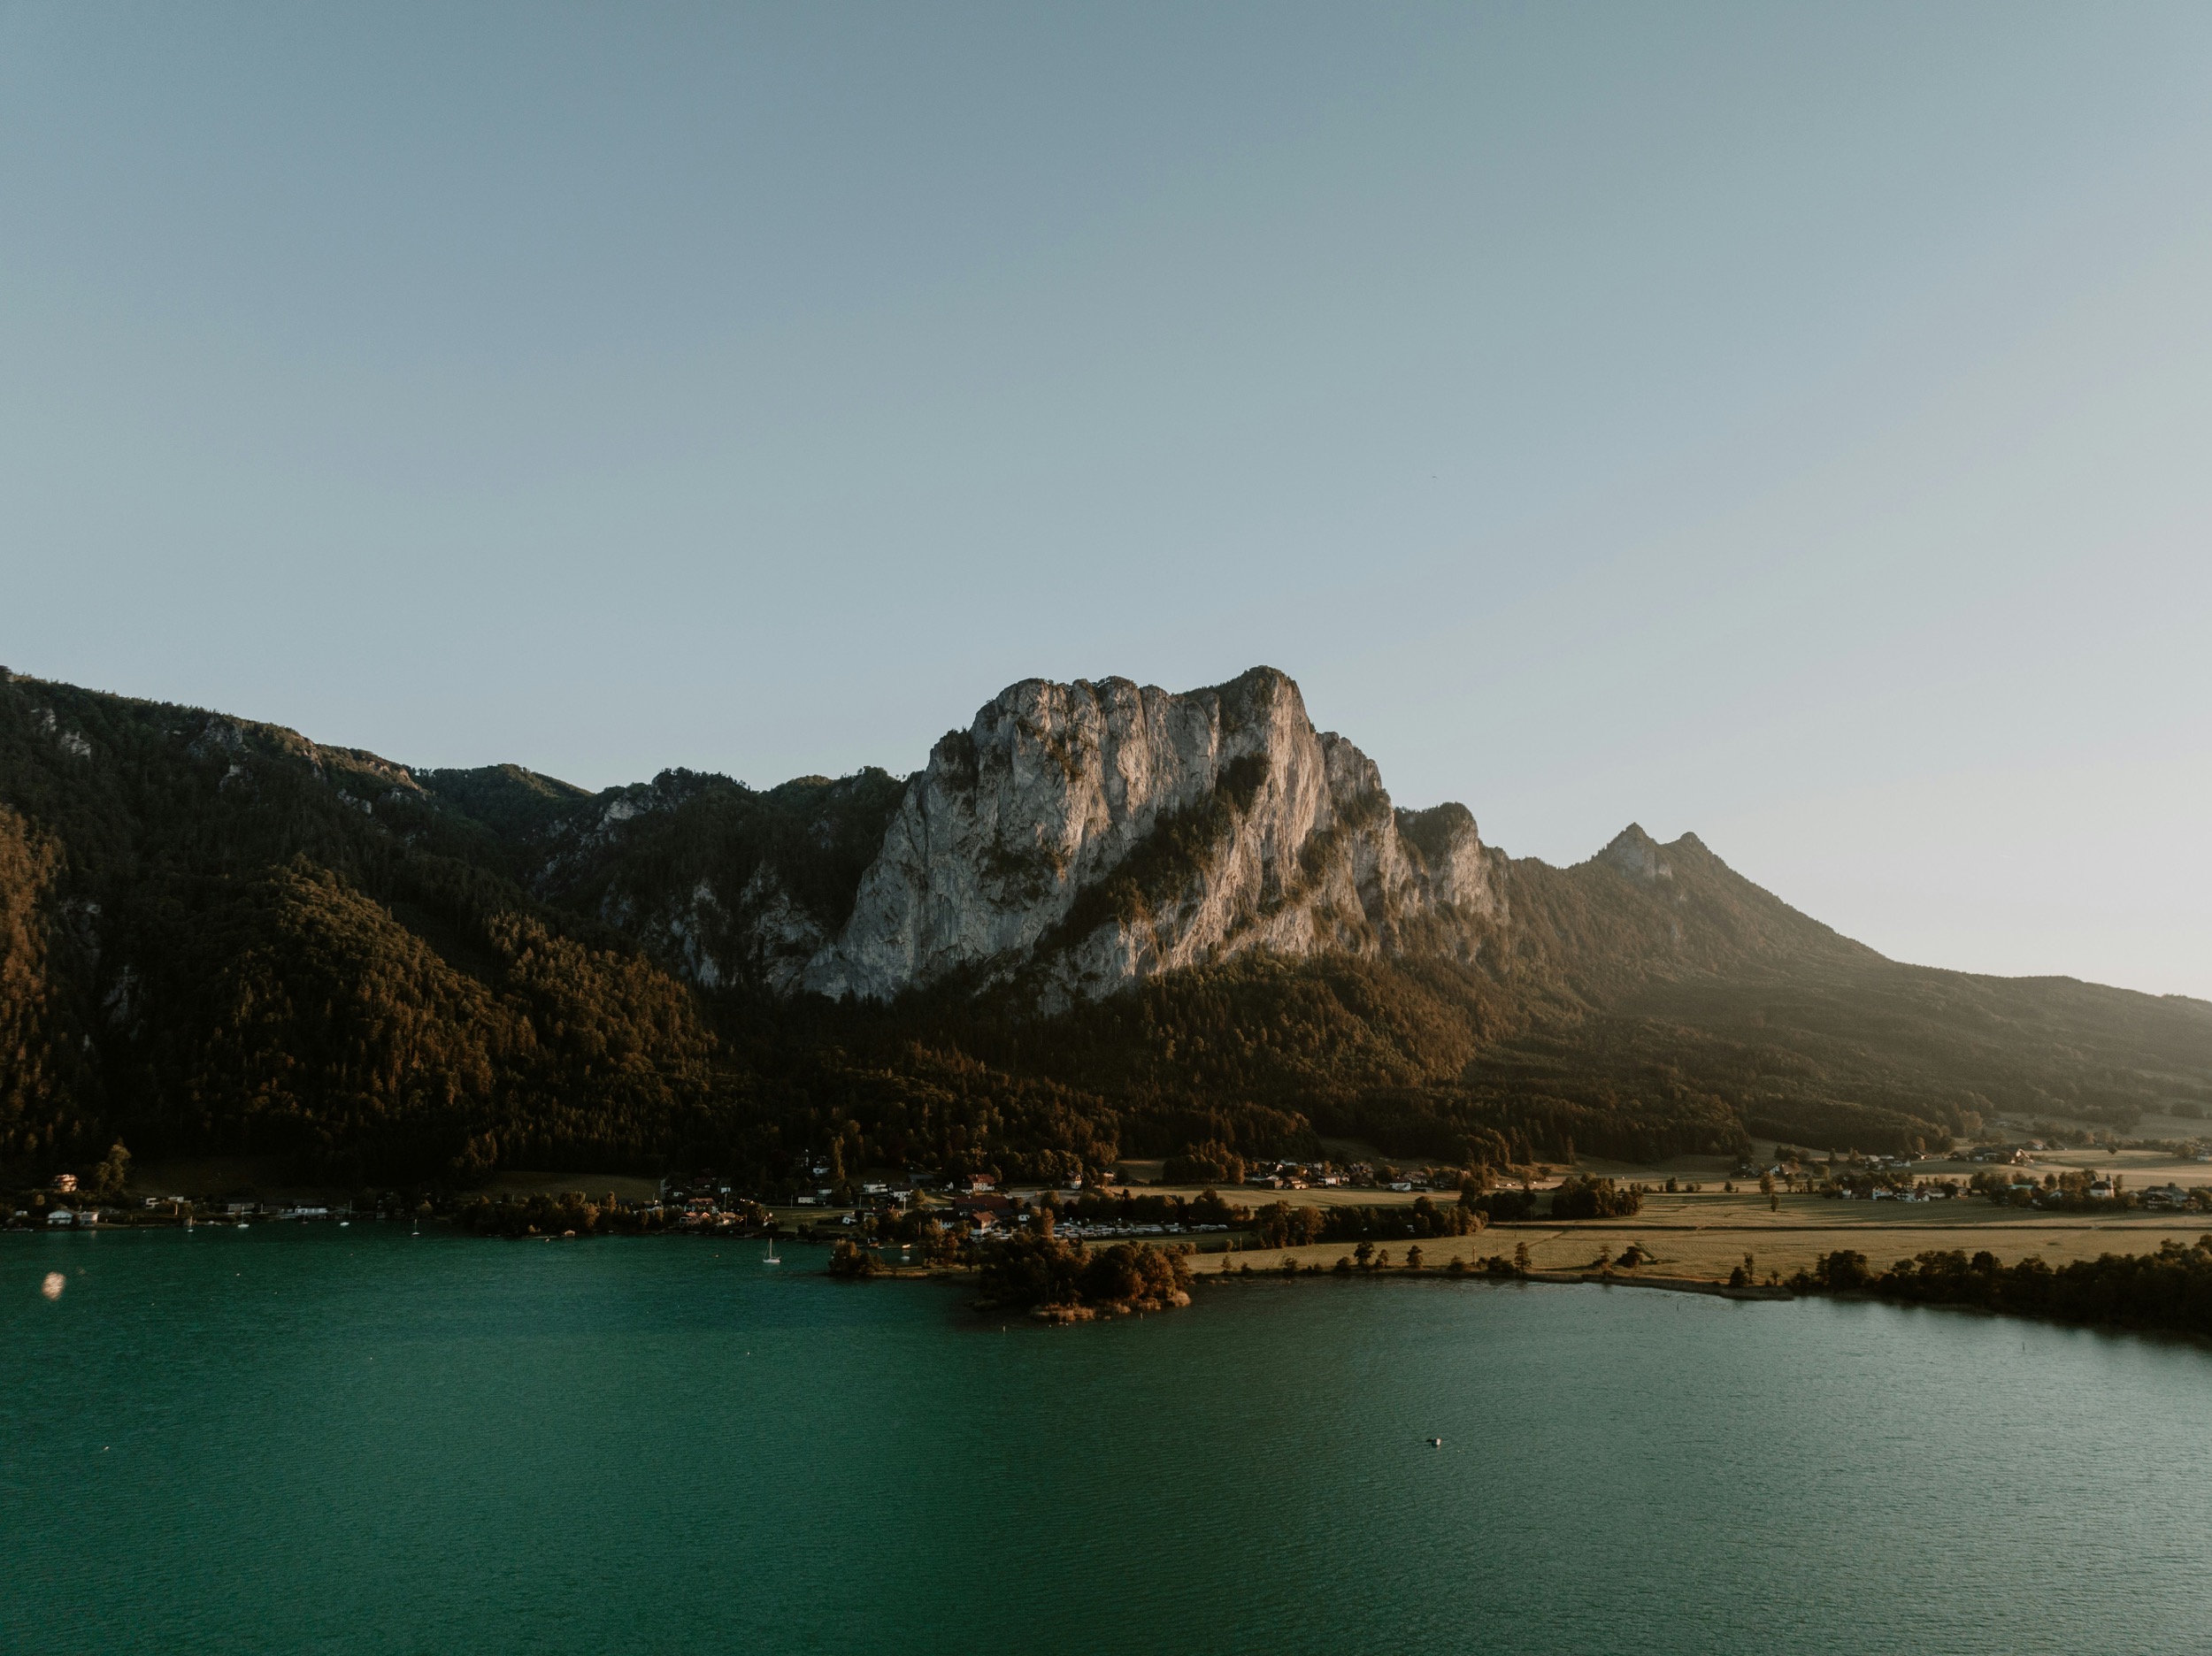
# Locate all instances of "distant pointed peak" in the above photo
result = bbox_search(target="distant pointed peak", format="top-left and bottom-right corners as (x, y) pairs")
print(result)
(1599, 824), (1671, 882)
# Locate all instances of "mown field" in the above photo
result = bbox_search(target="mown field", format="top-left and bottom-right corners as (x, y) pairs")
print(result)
(1195, 1189), (2208, 1283)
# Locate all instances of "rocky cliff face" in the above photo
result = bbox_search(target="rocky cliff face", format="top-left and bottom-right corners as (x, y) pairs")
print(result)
(799, 667), (1504, 1004)
(503, 766), (908, 998)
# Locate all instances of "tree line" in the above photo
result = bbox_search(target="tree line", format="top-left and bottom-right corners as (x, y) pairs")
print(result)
(1249, 1194), (1491, 1249)
(971, 1232), (1193, 1315)
(1795, 1241), (2212, 1338)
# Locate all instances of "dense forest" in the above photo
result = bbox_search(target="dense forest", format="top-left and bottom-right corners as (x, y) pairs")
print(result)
(1797, 1241), (2212, 1338)
(5, 669), (2211, 1191)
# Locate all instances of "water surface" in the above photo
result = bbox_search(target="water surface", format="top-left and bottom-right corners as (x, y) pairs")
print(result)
(5, 1227), (2206, 1654)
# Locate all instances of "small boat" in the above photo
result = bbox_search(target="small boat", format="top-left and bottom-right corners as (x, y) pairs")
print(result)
(235, 1222), (249, 1230)
(1425, 1438), (1443, 1447)
(763, 1240), (781, 1264)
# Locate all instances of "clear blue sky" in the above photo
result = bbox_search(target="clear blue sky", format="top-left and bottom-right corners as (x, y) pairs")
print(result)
(4, 4), (2208, 997)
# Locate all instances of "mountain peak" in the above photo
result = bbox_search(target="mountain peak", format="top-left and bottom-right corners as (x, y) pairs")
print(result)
(1599, 823), (1672, 882)
(801, 666), (1497, 1003)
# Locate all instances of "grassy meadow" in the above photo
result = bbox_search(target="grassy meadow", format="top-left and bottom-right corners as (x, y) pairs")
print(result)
(1189, 1184), (2208, 1283)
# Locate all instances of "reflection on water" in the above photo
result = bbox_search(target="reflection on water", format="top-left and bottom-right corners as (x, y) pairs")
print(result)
(4, 1227), (2208, 1656)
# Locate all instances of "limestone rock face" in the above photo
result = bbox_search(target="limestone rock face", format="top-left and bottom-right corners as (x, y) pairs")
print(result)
(800, 667), (1504, 1004)
(1599, 824), (1672, 883)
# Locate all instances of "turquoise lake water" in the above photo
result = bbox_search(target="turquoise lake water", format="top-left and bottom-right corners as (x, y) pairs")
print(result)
(5, 1225), (2208, 1654)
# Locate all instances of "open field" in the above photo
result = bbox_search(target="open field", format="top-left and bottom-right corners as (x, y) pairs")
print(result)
(1018, 1177), (2212, 1285)
(1197, 1192), (2209, 1284)
(2016, 1146), (2212, 1184)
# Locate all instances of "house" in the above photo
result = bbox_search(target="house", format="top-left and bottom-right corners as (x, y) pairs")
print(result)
(47, 1208), (74, 1225)
(962, 1173), (995, 1194)
(2142, 1184), (2190, 1209)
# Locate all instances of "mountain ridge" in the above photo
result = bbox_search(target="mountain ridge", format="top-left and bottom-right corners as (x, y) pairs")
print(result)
(3, 663), (2208, 1188)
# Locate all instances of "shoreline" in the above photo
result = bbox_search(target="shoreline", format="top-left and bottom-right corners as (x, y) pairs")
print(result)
(27, 1223), (2212, 1342)
(1191, 1263), (1791, 1301)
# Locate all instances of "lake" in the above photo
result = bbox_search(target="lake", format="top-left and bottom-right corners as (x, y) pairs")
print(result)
(5, 1225), (2208, 1654)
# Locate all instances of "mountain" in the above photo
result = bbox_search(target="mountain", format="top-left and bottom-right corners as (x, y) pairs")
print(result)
(531, 668), (1505, 1006)
(511, 667), (1862, 1008)
(4, 663), (2208, 1189)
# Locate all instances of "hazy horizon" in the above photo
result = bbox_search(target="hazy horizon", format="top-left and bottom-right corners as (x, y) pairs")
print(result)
(4, 4), (2208, 1000)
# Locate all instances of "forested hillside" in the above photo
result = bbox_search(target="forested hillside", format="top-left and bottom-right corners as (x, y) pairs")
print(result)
(4, 667), (2208, 1190)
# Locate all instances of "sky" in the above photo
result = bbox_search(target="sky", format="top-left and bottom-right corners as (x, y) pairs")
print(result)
(3, 3), (2208, 998)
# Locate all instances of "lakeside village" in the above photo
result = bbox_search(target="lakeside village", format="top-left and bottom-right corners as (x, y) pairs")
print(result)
(12, 1131), (2212, 1245)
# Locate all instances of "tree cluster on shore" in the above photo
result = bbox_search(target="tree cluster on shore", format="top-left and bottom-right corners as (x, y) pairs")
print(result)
(856, 1206), (968, 1263)
(971, 1232), (1194, 1320)
(826, 1238), (888, 1278)
(1794, 1240), (2212, 1338)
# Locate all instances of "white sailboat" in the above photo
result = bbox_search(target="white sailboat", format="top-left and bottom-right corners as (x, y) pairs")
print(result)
(762, 1238), (781, 1265)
